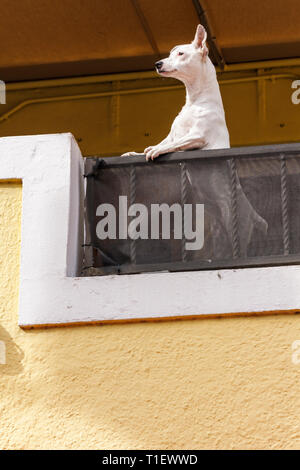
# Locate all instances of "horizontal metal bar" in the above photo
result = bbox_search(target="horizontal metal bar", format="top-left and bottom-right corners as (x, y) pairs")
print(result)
(5, 58), (300, 91)
(3, 73), (297, 125)
(85, 143), (300, 169)
(82, 254), (300, 277)
(0, 84), (183, 124)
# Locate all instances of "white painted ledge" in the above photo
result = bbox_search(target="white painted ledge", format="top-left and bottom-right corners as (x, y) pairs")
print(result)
(0, 133), (299, 328)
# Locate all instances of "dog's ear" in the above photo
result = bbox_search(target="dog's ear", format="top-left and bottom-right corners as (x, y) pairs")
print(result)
(193, 24), (208, 56)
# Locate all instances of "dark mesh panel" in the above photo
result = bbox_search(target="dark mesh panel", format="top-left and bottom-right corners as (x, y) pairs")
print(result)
(83, 146), (300, 276)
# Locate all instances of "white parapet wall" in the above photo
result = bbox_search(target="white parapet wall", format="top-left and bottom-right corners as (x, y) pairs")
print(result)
(0, 133), (299, 327)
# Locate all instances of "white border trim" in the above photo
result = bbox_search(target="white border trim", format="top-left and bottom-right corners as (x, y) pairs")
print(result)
(0, 133), (299, 327)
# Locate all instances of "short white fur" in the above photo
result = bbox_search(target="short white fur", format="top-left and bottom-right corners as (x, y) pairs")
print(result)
(122, 24), (230, 160)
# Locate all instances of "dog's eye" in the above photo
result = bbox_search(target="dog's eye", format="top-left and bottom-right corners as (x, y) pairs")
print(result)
(178, 52), (184, 56)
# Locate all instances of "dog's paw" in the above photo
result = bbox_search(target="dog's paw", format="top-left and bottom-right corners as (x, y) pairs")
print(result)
(121, 151), (143, 157)
(144, 146), (162, 161)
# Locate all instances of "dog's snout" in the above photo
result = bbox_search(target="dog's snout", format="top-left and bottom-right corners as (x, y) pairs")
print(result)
(155, 61), (163, 71)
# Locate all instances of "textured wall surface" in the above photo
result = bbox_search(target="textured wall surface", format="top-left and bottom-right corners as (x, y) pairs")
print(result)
(1, 182), (300, 449)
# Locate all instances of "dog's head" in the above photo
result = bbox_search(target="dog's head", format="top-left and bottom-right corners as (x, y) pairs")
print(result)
(155, 24), (209, 80)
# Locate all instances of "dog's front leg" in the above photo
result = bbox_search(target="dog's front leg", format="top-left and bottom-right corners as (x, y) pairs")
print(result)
(145, 135), (206, 161)
(143, 133), (172, 155)
(121, 151), (144, 157)
(121, 134), (172, 157)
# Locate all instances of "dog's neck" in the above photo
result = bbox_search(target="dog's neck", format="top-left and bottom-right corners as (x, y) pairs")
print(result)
(182, 61), (222, 108)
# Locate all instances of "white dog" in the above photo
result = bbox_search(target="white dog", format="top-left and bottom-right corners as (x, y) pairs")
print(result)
(122, 24), (229, 160)
(122, 24), (267, 256)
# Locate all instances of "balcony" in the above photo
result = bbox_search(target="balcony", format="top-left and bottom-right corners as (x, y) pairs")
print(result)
(83, 143), (300, 276)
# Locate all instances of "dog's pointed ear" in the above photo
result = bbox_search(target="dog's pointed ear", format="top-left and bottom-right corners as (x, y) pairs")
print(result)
(193, 24), (208, 54)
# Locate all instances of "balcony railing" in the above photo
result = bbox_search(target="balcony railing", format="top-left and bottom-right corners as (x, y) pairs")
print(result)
(83, 143), (300, 276)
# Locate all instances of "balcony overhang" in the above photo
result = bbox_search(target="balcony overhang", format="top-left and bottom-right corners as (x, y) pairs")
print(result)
(0, 0), (299, 82)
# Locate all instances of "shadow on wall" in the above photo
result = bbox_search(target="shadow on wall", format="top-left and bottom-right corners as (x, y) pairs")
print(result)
(0, 323), (24, 375)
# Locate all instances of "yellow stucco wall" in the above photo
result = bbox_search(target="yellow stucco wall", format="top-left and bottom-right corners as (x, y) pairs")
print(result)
(1, 182), (300, 449)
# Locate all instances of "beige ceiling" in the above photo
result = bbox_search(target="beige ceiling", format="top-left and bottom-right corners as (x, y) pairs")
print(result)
(204, 0), (300, 62)
(0, 0), (299, 82)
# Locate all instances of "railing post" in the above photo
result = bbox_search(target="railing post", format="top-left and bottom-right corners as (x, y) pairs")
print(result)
(181, 162), (187, 262)
(229, 157), (240, 259)
(130, 165), (137, 264)
(280, 153), (290, 255)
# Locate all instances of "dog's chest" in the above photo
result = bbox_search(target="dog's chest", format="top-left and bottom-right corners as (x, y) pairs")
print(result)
(171, 105), (204, 139)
